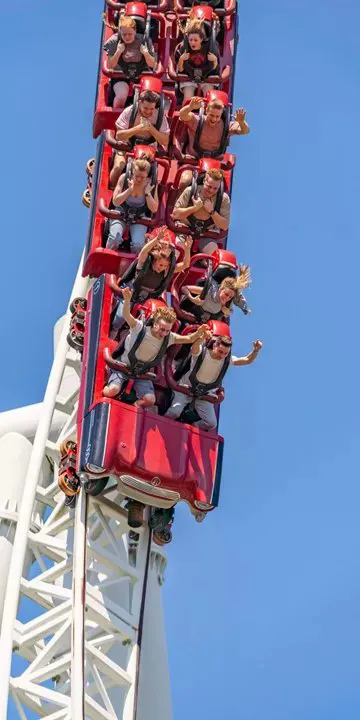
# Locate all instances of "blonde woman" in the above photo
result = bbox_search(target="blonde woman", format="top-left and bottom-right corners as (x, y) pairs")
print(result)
(106, 158), (159, 253)
(104, 16), (156, 107)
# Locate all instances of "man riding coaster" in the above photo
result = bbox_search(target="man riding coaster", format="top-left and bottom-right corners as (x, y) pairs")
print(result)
(110, 87), (170, 187)
(172, 167), (230, 254)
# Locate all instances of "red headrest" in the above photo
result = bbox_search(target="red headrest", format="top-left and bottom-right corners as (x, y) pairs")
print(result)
(198, 157), (222, 174)
(205, 89), (229, 107)
(190, 5), (214, 23)
(133, 144), (156, 160)
(146, 226), (176, 246)
(133, 297), (168, 321)
(207, 320), (231, 339)
(125, 2), (147, 19)
(140, 76), (163, 95)
(211, 249), (238, 271)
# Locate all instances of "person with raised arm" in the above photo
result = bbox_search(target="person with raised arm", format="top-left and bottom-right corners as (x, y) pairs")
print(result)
(103, 286), (210, 406)
(166, 331), (263, 431)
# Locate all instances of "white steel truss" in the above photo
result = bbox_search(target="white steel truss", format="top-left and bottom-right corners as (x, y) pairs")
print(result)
(0, 263), (171, 719)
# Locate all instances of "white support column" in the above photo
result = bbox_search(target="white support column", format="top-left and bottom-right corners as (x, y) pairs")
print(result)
(0, 260), (89, 719)
(71, 487), (88, 720)
(0, 261), (173, 720)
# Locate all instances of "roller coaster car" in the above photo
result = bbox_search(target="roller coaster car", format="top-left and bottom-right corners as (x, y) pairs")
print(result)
(94, 3), (166, 137)
(167, 6), (233, 97)
(166, 156), (233, 248)
(83, 133), (170, 278)
(172, 90), (235, 166)
(76, 274), (224, 516)
(170, 248), (237, 322)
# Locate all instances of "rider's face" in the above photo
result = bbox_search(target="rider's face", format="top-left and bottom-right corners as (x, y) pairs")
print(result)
(152, 319), (173, 338)
(153, 256), (170, 273)
(188, 33), (202, 51)
(121, 28), (136, 44)
(140, 100), (156, 118)
(133, 169), (148, 184)
(207, 107), (223, 126)
(212, 341), (231, 359)
(219, 287), (234, 304)
(203, 174), (221, 198)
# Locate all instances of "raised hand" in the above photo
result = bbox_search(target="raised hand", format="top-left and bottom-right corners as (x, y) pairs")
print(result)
(122, 286), (133, 302)
(127, 178), (135, 193)
(140, 44), (148, 56)
(253, 339), (263, 351)
(178, 234), (193, 250)
(196, 324), (211, 339)
(234, 107), (246, 123)
(188, 96), (203, 111)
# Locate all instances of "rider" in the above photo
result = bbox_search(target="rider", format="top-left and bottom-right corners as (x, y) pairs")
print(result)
(111, 227), (193, 331)
(172, 167), (230, 254)
(104, 16), (156, 108)
(110, 89), (170, 187)
(175, 16), (220, 100)
(166, 329), (263, 430)
(103, 286), (209, 406)
(181, 264), (251, 322)
(106, 156), (159, 253)
(178, 96), (249, 187)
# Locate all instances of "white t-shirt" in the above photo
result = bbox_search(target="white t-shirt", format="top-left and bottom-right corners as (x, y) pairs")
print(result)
(121, 318), (176, 366)
(180, 345), (238, 392)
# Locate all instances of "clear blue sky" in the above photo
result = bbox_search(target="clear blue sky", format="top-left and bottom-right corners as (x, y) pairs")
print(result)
(1, 0), (360, 718)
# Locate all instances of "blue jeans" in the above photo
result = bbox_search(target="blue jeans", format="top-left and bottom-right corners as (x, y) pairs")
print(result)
(106, 220), (147, 253)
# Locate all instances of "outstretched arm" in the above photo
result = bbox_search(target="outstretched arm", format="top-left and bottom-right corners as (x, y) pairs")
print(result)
(173, 324), (210, 346)
(232, 339), (263, 366)
(121, 287), (138, 329)
(229, 108), (250, 137)
(182, 286), (204, 306)
(179, 96), (203, 123)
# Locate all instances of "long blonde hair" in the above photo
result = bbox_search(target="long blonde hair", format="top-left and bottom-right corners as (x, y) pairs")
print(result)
(220, 265), (251, 294)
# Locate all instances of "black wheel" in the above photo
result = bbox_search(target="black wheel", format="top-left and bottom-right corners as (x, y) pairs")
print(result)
(85, 477), (110, 497)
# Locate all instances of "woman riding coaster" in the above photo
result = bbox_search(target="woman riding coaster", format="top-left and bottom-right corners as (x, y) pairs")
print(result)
(175, 13), (220, 100)
(104, 15), (156, 108)
(110, 226), (193, 332)
(106, 155), (159, 253)
(180, 264), (251, 322)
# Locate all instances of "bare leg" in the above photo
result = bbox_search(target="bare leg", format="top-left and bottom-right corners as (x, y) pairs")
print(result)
(134, 393), (156, 409)
(110, 152), (126, 188)
(103, 383), (122, 397)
